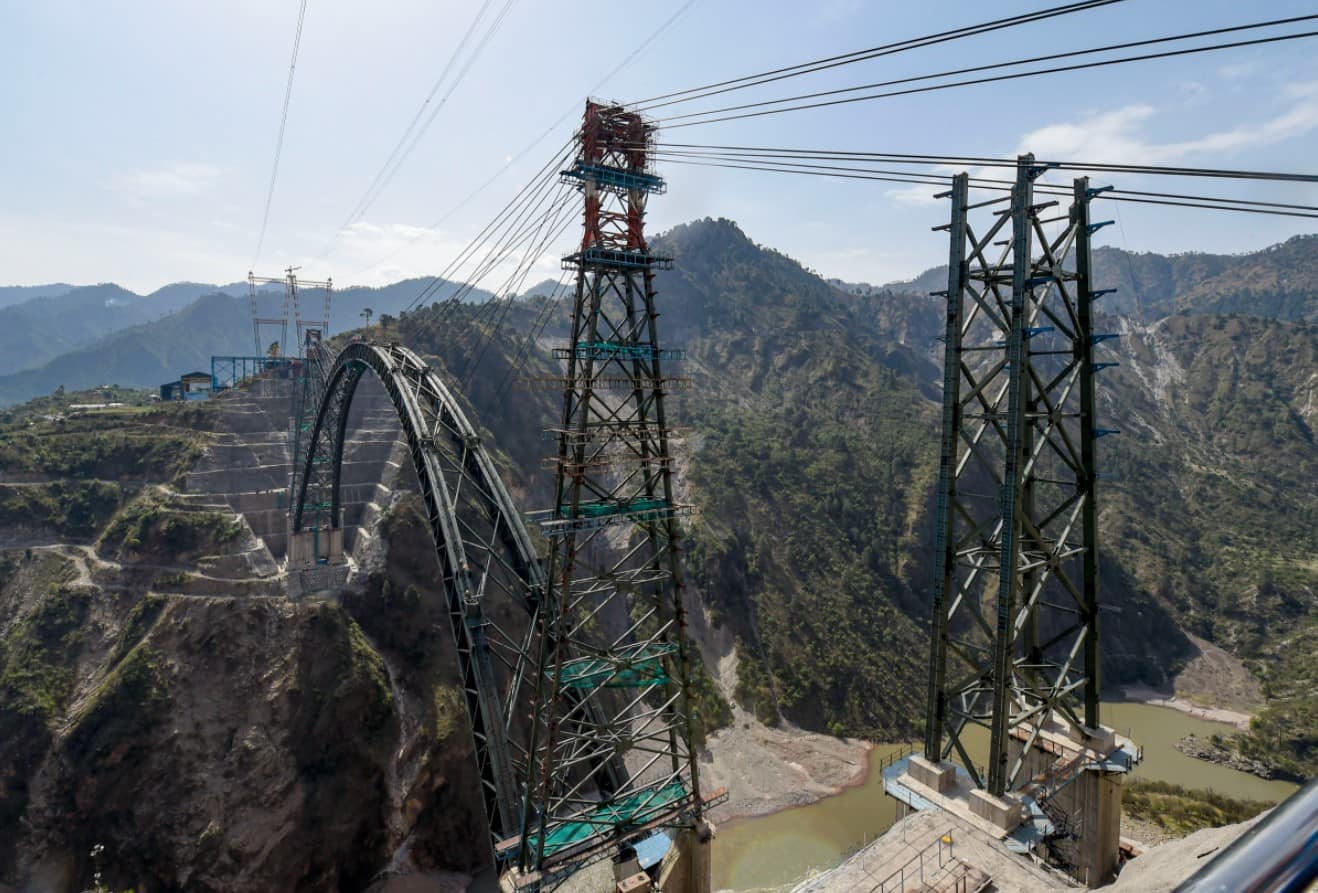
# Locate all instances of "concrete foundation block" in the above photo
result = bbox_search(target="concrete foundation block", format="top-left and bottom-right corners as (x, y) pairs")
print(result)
(968, 789), (1023, 832)
(1080, 725), (1117, 756)
(908, 755), (958, 794)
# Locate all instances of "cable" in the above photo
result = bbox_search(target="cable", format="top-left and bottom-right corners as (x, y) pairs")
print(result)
(645, 15), (1318, 122)
(320, 0), (518, 260)
(422, 168), (573, 315)
(494, 272), (571, 401)
(651, 28), (1318, 130)
(656, 156), (1318, 219)
(343, 0), (694, 281)
(357, 0), (521, 220)
(458, 199), (578, 386)
(648, 144), (1318, 183)
(441, 183), (574, 320)
(334, 0), (497, 233)
(396, 140), (574, 313)
(252, 0), (311, 269)
(629, 0), (1125, 109)
(652, 149), (1318, 210)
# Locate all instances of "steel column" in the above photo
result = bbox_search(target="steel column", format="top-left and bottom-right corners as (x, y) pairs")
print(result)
(923, 156), (1112, 797)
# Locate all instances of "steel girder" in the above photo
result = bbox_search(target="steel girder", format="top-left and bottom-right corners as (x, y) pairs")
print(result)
(514, 102), (706, 880)
(924, 158), (1111, 796)
(289, 340), (546, 854)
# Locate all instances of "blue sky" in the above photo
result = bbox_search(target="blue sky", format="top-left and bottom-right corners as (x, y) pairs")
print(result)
(3, 0), (1317, 293)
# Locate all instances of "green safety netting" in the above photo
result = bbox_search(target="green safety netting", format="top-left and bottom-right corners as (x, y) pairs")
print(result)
(533, 782), (688, 858)
(556, 644), (676, 689)
(560, 497), (669, 519)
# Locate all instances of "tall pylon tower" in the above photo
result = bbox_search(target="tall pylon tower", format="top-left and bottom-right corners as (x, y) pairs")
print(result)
(505, 101), (716, 890)
(912, 157), (1130, 884)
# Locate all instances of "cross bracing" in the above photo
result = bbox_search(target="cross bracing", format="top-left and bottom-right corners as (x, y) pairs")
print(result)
(924, 157), (1112, 797)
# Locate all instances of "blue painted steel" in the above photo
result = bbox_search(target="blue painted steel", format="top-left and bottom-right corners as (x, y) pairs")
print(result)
(1094, 362), (1119, 372)
(561, 161), (666, 194)
(633, 831), (672, 870)
(1089, 333), (1121, 345)
(211, 355), (293, 390)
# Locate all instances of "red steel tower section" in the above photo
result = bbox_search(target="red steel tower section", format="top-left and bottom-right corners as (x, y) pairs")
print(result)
(506, 101), (718, 888)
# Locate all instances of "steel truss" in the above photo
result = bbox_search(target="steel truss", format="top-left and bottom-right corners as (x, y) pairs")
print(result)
(249, 267), (333, 359)
(924, 156), (1116, 797)
(512, 101), (707, 882)
(289, 340), (548, 855)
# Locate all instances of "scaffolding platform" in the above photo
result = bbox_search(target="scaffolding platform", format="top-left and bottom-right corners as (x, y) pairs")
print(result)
(496, 785), (728, 888)
(552, 341), (686, 362)
(556, 643), (677, 689)
(560, 161), (666, 195)
(561, 247), (674, 271)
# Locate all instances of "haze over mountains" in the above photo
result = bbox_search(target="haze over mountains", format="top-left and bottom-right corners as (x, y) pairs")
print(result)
(5, 227), (1316, 410)
(0, 278), (497, 407)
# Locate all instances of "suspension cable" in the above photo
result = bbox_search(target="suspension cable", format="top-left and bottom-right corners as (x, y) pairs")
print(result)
(649, 28), (1318, 130)
(629, 0), (1126, 109)
(252, 0), (311, 268)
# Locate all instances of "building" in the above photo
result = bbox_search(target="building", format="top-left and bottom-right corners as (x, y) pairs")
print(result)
(160, 372), (213, 401)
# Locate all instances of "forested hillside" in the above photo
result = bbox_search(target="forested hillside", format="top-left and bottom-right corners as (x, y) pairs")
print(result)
(382, 218), (1315, 749)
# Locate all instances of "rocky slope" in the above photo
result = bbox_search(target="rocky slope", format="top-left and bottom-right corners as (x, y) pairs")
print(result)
(1, 218), (1313, 889)
(0, 397), (489, 891)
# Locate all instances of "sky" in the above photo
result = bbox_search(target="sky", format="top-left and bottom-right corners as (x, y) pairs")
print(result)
(3, 0), (1318, 294)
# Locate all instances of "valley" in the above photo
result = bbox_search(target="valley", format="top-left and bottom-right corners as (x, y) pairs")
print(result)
(0, 218), (1314, 892)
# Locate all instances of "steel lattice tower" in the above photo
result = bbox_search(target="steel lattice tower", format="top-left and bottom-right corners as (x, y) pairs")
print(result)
(923, 156), (1117, 797)
(509, 101), (710, 884)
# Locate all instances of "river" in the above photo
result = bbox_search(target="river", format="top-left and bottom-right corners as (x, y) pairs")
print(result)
(711, 700), (1300, 891)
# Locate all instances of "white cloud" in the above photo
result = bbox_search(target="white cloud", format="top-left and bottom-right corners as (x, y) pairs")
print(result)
(1219, 61), (1260, 81)
(1015, 81), (1318, 165)
(885, 81), (1318, 206)
(884, 163), (965, 207)
(111, 162), (225, 200)
(312, 219), (570, 291)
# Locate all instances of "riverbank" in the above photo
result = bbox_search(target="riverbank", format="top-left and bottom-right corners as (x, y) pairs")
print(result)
(1117, 632), (1264, 731)
(1119, 686), (1253, 730)
(700, 705), (876, 822)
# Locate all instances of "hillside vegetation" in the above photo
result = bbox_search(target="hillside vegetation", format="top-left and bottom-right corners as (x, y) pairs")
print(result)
(1123, 780), (1272, 836)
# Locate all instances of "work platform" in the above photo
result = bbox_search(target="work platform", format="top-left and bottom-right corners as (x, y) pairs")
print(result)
(882, 716), (1140, 887)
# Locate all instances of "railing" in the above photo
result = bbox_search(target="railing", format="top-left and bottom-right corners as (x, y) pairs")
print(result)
(876, 742), (919, 775)
(867, 830), (956, 893)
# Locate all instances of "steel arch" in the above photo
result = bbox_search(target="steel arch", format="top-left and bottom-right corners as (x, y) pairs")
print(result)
(290, 340), (545, 848)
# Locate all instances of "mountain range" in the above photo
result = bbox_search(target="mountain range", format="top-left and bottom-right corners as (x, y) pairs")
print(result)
(0, 218), (1313, 890)
(381, 218), (1316, 751)
(0, 278), (501, 407)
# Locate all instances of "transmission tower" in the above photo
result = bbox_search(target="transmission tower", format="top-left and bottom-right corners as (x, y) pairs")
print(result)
(249, 270), (291, 358)
(922, 157), (1120, 796)
(506, 101), (715, 889)
(249, 267), (333, 359)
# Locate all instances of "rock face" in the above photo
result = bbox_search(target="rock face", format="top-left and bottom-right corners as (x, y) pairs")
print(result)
(0, 380), (488, 893)
(0, 549), (402, 892)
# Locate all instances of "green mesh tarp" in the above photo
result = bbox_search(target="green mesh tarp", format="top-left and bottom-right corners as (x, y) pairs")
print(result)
(556, 644), (676, 689)
(559, 497), (669, 519)
(535, 781), (689, 858)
